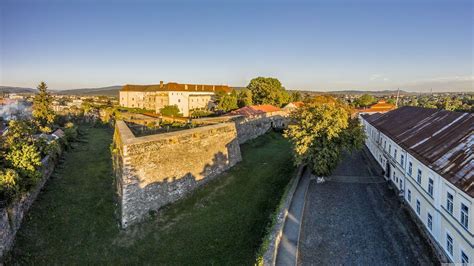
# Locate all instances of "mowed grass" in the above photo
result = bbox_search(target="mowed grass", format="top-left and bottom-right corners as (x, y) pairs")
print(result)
(9, 126), (295, 265)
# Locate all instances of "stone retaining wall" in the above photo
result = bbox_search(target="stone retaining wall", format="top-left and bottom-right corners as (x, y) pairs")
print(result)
(262, 165), (305, 266)
(113, 113), (289, 228)
(0, 154), (58, 259)
(233, 113), (288, 144)
(113, 121), (242, 228)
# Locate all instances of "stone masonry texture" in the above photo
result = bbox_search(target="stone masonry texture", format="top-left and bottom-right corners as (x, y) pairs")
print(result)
(114, 121), (242, 227)
(114, 114), (288, 228)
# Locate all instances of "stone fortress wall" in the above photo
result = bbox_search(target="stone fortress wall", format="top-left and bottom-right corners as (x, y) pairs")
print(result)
(113, 113), (289, 228)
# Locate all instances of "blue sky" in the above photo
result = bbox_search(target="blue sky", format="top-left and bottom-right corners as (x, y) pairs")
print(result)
(1, 0), (472, 91)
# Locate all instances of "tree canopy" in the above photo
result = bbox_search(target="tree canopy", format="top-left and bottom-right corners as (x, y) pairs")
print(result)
(247, 77), (290, 107)
(237, 89), (253, 107)
(355, 94), (377, 107)
(217, 93), (238, 112)
(290, 91), (303, 102)
(284, 96), (365, 176)
(159, 105), (182, 117)
(32, 82), (56, 133)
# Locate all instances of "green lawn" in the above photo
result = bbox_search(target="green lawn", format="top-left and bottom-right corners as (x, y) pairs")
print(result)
(8, 126), (295, 265)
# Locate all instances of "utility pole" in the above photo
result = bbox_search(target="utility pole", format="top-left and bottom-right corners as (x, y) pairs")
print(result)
(395, 88), (400, 108)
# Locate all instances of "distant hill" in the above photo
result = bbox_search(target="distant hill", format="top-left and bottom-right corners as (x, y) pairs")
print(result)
(291, 89), (413, 96)
(57, 85), (122, 96)
(0, 86), (36, 94)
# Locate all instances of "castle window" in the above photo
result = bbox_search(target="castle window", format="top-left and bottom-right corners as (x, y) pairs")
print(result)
(446, 233), (453, 256)
(446, 192), (454, 214)
(461, 203), (469, 229)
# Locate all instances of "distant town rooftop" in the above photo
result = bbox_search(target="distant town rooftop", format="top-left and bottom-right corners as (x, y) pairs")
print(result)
(121, 82), (232, 93)
(363, 106), (473, 197)
(358, 100), (396, 113)
(228, 104), (282, 117)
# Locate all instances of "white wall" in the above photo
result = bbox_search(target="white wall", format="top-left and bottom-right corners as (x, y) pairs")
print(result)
(361, 116), (473, 263)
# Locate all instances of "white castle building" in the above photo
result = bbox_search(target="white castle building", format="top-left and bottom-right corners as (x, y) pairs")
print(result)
(119, 81), (232, 117)
(360, 106), (473, 263)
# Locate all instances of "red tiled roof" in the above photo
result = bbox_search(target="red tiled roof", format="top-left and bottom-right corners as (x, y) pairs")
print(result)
(287, 101), (304, 108)
(121, 83), (232, 93)
(358, 100), (396, 113)
(228, 105), (281, 117)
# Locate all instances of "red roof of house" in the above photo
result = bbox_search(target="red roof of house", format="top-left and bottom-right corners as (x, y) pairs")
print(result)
(358, 100), (396, 113)
(121, 83), (232, 93)
(228, 105), (281, 117)
(288, 101), (304, 108)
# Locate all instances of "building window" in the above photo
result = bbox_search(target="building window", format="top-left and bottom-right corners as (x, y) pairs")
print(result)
(461, 203), (469, 229)
(446, 233), (453, 256)
(416, 200), (421, 215)
(417, 169), (422, 184)
(394, 149), (397, 159)
(384, 140), (386, 149)
(408, 162), (413, 176)
(427, 213), (432, 230)
(178, 99), (181, 103)
(407, 189), (411, 202)
(400, 154), (404, 167)
(461, 251), (469, 264)
(389, 144), (391, 154)
(447, 192), (454, 214)
(132, 98), (134, 101)
(428, 178), (434, 197)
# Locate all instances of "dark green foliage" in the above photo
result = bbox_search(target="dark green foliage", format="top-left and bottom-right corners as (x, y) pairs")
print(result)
(290, 91), (302, 102)
(284, 98), (365, 176)
(354, 94), (376, 107)
(217, 93), (238, 112)
(237, 89), (253, 107)
(32, 82), (56, 133)
(247, 77), (290, 107)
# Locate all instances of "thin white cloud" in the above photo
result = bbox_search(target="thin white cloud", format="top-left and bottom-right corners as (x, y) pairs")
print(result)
(369, 74), (390, 82)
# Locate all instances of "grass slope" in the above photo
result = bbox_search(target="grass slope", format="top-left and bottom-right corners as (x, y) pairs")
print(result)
(9, 126), (295, 265)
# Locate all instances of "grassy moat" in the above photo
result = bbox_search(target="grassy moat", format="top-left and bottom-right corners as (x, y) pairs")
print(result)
(8, 126), (295, 264)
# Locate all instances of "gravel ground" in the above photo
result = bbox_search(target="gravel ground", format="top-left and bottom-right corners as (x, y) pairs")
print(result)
(297, 149), (438, 265)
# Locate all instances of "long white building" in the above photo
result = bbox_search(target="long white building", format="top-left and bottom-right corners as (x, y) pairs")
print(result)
(360, 106), (473, 263)
(119, 81), (232, 117)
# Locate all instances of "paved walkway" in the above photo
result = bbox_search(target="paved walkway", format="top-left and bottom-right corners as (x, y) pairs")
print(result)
(297, 149), (438, 265)
(275, 168), (311, 266)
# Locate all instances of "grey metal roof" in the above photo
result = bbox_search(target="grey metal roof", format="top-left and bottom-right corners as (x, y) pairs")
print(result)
(364, 106), (473, 197)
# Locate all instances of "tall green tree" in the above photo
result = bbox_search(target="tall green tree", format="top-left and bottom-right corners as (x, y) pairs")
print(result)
(290, 91), (302, 102)
(356, 94), (376, 107)
(217, 94), (238, 112)
(237, 89), (253, 107)
(247, 77), (290, 107)
(284, 98), (365, 176)
(32, 82), (56, 133)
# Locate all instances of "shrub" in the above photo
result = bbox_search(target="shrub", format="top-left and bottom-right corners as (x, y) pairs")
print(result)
(159, 105), (182, 117)
(0, 168), (20, 204)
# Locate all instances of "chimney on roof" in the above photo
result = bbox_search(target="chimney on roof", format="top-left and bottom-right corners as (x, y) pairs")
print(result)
(160, 81), (164, 88)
